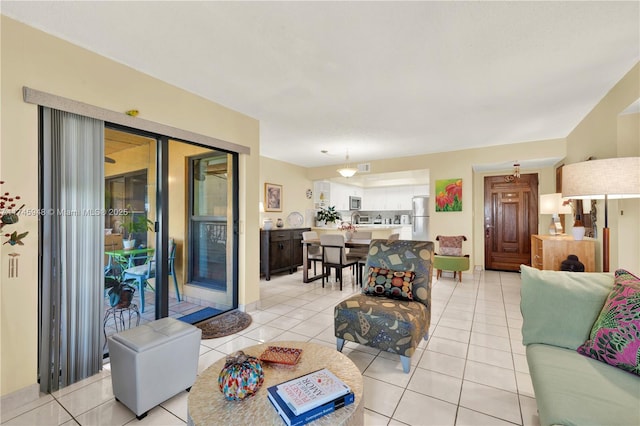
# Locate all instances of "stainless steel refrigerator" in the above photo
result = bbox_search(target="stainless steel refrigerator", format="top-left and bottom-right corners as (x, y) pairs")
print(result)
(411, 196), (430, 241)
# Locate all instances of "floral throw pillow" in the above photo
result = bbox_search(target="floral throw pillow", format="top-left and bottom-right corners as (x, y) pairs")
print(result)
(362, 267), (415, 301)
(576, 269), (640, 376)
(438, 235), (464, 256)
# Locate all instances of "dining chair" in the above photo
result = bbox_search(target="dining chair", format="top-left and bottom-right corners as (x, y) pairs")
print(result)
(122, 239), (181, 313)
(302, 231), (323, 275)
(348, 231), (372, 285)
(320, 234), (359, 290)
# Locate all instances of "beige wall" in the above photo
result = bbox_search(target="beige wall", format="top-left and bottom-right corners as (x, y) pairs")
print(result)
(259, 157), (315, 227)
(308, 139), (565, 269)
(616, 112), (640, 272)
(0, 17), (260, 396)
(565, 63), (640, 273)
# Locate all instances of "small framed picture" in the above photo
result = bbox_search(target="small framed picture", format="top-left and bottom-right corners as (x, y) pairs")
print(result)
(265, 183), (283, 212)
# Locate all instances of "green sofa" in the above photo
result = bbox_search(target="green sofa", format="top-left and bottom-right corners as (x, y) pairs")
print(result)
(520, 265), (640, 426)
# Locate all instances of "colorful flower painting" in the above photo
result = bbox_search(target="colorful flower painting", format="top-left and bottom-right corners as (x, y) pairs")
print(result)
(435, 178), (462, 212)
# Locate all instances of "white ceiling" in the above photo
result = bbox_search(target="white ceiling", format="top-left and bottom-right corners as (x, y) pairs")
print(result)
(3, 1), (639, 170)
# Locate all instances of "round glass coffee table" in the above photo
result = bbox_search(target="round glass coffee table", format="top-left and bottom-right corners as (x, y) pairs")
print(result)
(187, 341), (364, 425)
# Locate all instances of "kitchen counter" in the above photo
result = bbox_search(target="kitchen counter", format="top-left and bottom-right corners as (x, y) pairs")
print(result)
(312, 225), (404, 240)
(353, 224), (405, 229)
(312, 224), (403, 231)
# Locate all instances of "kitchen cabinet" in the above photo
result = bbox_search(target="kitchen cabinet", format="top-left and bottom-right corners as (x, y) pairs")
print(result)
(362, 185), (427, 210)
(362, 187), (386, 210)
(530, 235), (596, 272)
(104, 233), (123, 265)
(313, 181), (330, 208)
(260, 227), (311, 280)
(314, 180), (363, 211)
(330, 182), (363, 211)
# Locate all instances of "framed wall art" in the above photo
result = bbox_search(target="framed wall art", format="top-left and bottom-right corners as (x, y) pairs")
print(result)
(265, 183), (283, 212)
(435, 178), (462, 212)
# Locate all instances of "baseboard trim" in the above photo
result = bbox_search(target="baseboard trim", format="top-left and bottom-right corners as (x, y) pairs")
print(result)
(1, 383), (40, 415)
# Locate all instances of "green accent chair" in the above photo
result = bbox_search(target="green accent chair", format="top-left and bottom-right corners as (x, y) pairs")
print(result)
(433, 235), (469, 282)
(334, 239), (434, 373)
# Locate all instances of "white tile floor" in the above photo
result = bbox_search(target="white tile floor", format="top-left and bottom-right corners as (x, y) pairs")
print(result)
(1, 268), (540, 426)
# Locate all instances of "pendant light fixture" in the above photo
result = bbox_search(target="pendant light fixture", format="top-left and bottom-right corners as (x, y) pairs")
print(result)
(504, 162), (521, 182)
(337, 149), (358, 178)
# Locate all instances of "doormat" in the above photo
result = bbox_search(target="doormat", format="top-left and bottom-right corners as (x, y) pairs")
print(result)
(178, 307), (223, 325)
(195, 310), (252, 339)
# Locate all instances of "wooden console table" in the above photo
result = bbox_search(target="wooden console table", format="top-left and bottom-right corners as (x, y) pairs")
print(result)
(531, 235), (596, 272)
(260, 227), (310, 280)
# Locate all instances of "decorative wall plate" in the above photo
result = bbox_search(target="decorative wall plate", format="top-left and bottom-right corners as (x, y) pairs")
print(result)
(287, 211), (304, 227)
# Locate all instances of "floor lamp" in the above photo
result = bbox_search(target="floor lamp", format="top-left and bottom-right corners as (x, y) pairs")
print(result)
(562, 157), (640, 272)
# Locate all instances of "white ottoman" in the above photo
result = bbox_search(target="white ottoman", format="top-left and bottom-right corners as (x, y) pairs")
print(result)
(108, 317), (201, 419)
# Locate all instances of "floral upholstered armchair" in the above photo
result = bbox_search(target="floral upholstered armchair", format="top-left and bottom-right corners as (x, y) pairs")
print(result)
(334, 239), (434, 373)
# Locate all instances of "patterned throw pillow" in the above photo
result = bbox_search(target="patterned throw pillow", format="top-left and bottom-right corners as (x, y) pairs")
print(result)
(576, 269), (640, 376)
(362, 267), (415, 301)
(438, 235), (464, 256)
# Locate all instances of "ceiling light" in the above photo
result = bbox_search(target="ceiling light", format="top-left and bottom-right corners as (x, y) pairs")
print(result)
(504, 162), (521, 182)
(337, 150), (357, 178)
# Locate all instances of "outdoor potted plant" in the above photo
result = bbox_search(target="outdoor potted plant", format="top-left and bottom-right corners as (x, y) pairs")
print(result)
(105, 275), (136, 308)
(121, 210), (154, 250)
(317, 206), (340, 227)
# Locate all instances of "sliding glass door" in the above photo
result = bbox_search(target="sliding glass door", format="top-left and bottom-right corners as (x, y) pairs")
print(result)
(171, 142), (238, 314)
(40, 117), (240, 389)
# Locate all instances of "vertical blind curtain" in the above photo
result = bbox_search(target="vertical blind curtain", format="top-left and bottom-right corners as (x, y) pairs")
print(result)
(40, 108), (104, 392)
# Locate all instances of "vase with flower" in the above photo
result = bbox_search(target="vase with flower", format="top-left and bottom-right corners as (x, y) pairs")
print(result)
(338, 221), (358, 241)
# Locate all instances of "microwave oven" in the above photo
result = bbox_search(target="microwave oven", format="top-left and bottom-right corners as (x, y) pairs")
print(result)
(349, 196), (361, 210)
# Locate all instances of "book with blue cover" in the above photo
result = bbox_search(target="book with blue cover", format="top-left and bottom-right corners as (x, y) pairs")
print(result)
(275, 368), (351, 415)
(267, 384), (355, 426)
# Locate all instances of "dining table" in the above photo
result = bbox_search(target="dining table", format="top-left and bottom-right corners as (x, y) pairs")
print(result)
(300, 238), (371, 283)
(104, 247), (154, 275)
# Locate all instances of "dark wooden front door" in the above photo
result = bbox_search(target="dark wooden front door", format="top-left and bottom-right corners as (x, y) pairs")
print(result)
(484, 174), (539, 271)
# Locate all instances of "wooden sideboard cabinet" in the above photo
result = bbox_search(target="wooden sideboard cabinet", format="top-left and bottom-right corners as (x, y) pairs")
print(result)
(531, 235), (596, 272)
(260, 227), (310, 280)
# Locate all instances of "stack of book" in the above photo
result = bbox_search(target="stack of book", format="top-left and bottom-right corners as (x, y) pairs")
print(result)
(267, 368), (355, 426)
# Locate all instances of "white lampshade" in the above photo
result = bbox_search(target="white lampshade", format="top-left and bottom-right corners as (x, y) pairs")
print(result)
(562, 157), (640, 199)
(559, 199), (573, 214)
(540, 193), (573, 215)
(259, 201), (265, 213)
(337, 149), (357, 178)
(562, 156), (640, 272)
